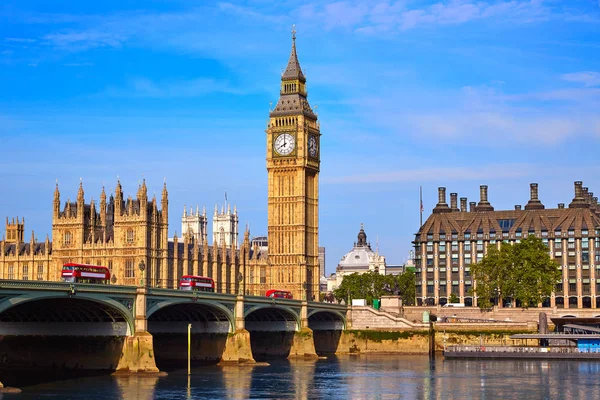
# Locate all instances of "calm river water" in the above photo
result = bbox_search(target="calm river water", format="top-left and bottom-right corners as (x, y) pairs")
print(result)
(7, 355), (600, 399)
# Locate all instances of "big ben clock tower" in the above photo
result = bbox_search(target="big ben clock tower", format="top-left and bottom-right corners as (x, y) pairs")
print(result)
(266, 27), (320, 301)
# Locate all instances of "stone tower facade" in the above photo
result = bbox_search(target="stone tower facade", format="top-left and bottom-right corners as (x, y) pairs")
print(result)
(181, 205), (208, 246)
(212, 203), (239, 248)
(266, 28), (321, 300)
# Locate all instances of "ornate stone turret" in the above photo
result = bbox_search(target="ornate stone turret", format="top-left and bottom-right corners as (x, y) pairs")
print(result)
(100, 186), (107, 227)
(53, 181), (60, 217)
(161, 182), (168, 224)
(77, 179), (85, 220)
(139, 178), (148, 213)
(115, 179), (123, 215)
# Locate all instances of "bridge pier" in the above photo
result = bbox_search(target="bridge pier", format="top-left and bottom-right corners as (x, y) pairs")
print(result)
(114, 288), (164, 375)
(220, 295), (255, 364)
(289, 301), (318, 359)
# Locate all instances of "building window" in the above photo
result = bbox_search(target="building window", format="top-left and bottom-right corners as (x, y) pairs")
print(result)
(126, 229), (135, 244)
(555, 230), (561, 237)
(37, 264), (44, 280)
(582, 229), (589, 236)
(568, 229), (575, 236)
(125, 260), (134, 278)
(451, 233), (458, 239)
(440, 233), (446, 240)
(64, 231), (72, 246)
(108, 260), (113, 271)
(22, 264), (28, 280)
(582, 238), (589, 249)
(464, 242), (471, 251)
(465, 233), (471, 240)
(542, 230), (548, 237)
(497, 219), (516, 230)
(8, 265), (14, 280)
(555, 239), (562, 249)
(439, 244), (446, 253)
(568, 238), (575, 249)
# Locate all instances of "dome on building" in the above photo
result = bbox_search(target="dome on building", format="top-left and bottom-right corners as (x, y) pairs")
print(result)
(328, 224), (387, 291)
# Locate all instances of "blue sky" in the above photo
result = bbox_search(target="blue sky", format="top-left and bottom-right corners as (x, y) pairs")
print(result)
(1, 0), (599, 274)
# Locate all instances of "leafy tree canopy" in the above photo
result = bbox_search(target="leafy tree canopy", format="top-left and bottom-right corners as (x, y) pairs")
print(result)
(333, 270), (415, 306)
(470, 236), (560, 309)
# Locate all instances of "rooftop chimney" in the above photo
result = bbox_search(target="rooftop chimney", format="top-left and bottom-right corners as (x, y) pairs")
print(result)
(525, 183), (544, 210)
(433, 187), (451, 213)
(515, 205), (522, 210)
(476, 185), (494, 211)
(460, 197), (467, 212)
(469, 201), (476, 212)
(569, 181), (589, 208)
(558, 203), (565, 209)
(450, 193), (459, 212)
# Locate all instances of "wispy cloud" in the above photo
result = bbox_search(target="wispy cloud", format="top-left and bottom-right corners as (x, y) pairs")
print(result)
(103, 77), (246, 98)
(562, 71), (600, 87)
(324, 163), (533, 184)
(43, 30), (125, 51)
(295, 0), (598, 33)
(4, 37), (36, 43)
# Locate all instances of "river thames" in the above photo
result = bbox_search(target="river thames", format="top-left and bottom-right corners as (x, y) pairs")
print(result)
(8, 355), (600, 399)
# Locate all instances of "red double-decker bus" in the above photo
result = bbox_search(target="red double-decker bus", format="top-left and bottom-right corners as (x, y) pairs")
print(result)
(266, 289), (293, 299)
(61, 263), (111, 284)
(179, 275), (215, 292)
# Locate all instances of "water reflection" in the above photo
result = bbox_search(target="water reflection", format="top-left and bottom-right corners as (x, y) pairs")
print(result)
(113, 375), (159, 400)
(10, 356), (600, 399)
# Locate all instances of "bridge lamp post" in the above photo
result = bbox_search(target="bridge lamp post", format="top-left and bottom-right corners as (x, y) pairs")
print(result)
(138, 260), (146, 287)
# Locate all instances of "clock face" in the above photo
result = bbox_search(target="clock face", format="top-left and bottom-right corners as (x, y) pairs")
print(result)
(308, 135), (318, 157)
(274, 133), (295, 156)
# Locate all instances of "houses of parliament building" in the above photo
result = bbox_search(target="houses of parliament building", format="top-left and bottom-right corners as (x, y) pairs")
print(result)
(0, 29), (321, 300)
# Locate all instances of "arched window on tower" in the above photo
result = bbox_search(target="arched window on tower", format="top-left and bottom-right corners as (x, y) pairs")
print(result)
(63, 231), (72, 246)
(127, 229), (135, 244)
(220, 227), (225, 246)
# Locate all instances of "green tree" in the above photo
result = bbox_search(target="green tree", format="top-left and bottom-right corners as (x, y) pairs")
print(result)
(471, 236), (560, 309)
(333, 270), (416, 306)
(448, 293), (459, 304)
(396, 270), (416, 305)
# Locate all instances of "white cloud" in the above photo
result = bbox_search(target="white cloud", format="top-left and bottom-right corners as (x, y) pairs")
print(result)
(324, 163), (533, 184)
(103, 77), (246, 98)
(561, 71), (600, 87)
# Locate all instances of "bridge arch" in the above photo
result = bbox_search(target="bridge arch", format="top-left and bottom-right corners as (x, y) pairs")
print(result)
(307, 309), (346, 331)
(244, 305), (300, 332)
(0, 292), (135, 336)
(146, 300), (234, 334)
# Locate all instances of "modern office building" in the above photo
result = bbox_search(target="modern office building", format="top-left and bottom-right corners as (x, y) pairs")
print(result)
(413, 181), (600, 308)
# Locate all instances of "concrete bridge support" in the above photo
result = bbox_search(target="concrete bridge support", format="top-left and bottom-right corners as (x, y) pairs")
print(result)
(114, 288), (162, 375)
(288, 301), (318, 359)
(220, 295), (255, 363)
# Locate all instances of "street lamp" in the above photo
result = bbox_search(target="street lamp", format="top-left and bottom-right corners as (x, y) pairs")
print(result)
(138, 260), (146, 287)
(111, 275), (117, 285)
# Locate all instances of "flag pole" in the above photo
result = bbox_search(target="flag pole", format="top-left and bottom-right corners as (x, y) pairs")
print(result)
(420, 185), (423, 227)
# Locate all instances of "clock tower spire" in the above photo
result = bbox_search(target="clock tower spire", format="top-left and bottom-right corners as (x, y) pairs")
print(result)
(266, 26), (321, 301)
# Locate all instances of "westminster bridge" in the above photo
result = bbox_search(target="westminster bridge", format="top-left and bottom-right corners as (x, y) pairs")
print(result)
(0, 280), (347, 385)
